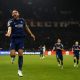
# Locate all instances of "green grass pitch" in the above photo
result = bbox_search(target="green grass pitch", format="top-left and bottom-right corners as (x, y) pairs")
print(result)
(0, 55), (80, 80)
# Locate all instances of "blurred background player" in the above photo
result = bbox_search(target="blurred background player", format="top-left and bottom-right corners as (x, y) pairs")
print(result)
(5, 10), (35, 77)
(72, 41), (80, 68)
(39, 45), (44, 59)
(39, 45), (46, 59)
(53, 38), (64, 69)
(42, 45), (46, 58)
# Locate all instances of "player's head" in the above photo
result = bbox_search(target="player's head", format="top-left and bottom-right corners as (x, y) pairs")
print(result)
(57, 38), (61, 43)
(75, 41), (79, 45)
(12, 10), (20, 19)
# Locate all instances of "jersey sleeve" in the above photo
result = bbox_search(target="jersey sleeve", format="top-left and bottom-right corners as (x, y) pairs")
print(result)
(7, 20), (12, 27)
(22, 19), (28, 28)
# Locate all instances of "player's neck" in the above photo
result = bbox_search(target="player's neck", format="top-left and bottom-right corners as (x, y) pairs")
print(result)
(14, 17), (19, 20)
(57, 42), (60, 43)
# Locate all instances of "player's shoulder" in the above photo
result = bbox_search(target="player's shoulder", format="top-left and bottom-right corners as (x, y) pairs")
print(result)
(19, 18), (25, 21)
(8, 18), (14, 22)
(19, 18), (26, 23)
(7, 18), (14, 26)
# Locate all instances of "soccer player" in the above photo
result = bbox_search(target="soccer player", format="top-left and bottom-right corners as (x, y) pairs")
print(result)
(5, 10), (35, 77)
(53, 38), (64, 69)
(72, 41), (80, 68)
(42, 45), (46, 58)
(39, 45), (44, 59)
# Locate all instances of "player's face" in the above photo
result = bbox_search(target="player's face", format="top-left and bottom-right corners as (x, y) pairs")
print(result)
(12, 10), (19, 19)
(75, 41), (79, 45)
(57, 39), (61, 43)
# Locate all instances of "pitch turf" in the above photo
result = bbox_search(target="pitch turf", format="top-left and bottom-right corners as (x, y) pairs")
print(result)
(0, 55), (80, 80)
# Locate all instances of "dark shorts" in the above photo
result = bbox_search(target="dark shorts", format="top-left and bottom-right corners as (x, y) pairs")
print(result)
(74, 50), (79, 59)
(74, 54), (79, 60)
(10, 38), (24, 51)
(56, 50), (63, 61)
(40, 51), (43, 54)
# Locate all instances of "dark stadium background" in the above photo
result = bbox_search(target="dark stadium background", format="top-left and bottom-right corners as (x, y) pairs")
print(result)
(0, 0), (79, 50)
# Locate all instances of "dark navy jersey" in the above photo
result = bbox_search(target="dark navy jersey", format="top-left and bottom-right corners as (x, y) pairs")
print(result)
(7, 18), (26, 38)
(54, 43), (63, 51)
(72, 45), (80, 51)
(39, 46), (43, 52)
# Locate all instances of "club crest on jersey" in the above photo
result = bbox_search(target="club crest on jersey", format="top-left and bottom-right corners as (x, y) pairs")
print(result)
(20, 21), (23, 23)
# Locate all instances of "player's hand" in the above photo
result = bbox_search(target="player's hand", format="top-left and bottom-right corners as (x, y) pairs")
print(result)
(31, 34), (35, 40)
(5, 33), (11, 37)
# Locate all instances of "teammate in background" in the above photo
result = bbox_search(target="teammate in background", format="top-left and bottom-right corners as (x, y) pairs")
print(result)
(39, 45), (46, 59)
(53, 39), (64, 69)
(42, 45), (46, 58)
(5, 10), (35, 77)
(72, 41), (80, 68)
(39, 45), (44, 59)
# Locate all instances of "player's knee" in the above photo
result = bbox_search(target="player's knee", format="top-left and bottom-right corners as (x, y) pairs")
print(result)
(18, 53), (23, 56)
(74, 57), (76, 59)
(10, 50), (16, 56)
(18, 49), (23, 56)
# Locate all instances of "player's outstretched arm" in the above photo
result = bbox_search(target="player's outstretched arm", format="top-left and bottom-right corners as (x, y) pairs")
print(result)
(5, 27), (12, 37)
(26, 25), (35, 40)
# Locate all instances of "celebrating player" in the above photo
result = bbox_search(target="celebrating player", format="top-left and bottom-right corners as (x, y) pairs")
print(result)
(53, 38), (64, 69)
(72, 41), (80, 68)
(6, 9), (35, 77)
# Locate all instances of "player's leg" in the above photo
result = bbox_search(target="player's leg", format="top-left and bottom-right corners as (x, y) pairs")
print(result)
(43, 51), (45, 58)
(56, 54), (60, 66)
(40, 51), (42, 58)
(16, 38), (24, 77)
(42, 51), (44, 59)
(60, 55), (63, 69)
(76, 55), (79, 67)
(10, 39), (16, 64)
(40, 51), (43, 59)
(73, 54), (77, 67)
(10, 50), (16, 64)
(18, 49), (23, 77)
(42, 52), (45, 59)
